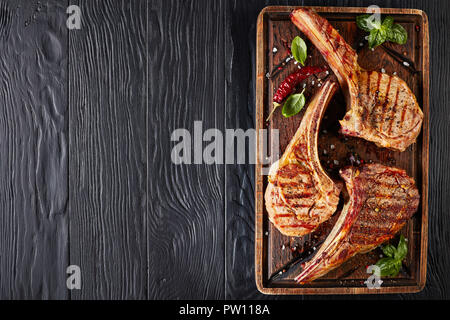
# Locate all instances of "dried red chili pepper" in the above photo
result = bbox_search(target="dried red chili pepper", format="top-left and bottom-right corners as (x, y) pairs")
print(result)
(273, 66), (327, 104)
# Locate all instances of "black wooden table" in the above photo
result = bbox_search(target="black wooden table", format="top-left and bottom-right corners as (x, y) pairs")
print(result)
(0, 0), (448, 300)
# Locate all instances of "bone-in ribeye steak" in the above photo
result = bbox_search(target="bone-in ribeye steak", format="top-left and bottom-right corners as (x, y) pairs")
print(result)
(295, 163), (420, 283)
(265, 80), (342, 237)
(291, 8), (423, 152)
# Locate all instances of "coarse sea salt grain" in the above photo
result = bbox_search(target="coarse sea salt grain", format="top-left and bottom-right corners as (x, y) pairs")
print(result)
(294, 61), (298, 65)
(333, 160), (339, 165)
(272, 47), (278, 53)
(303, 83), (307, 88)
(325, 70), (329, 75)
(403, 61), (410, 67)
(393, 72), (397, 76)
(311, 81), (315, 85)
(330, 144), (335, 150)
(381, 68), (386, 73)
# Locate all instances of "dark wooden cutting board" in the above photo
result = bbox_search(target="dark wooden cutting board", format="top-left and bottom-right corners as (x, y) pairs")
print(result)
(255, 6), (429, 295)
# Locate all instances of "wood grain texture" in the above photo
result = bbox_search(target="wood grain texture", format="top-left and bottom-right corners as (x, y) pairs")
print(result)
(253, 1), (448, 298)
(0, 0), (448, 300)
(225, 0), (283, 300)
(147, 0), (226, 299)
(0, 0), (69, 299)
(68, 0), (147, 299)
(256, 6), (428, 295)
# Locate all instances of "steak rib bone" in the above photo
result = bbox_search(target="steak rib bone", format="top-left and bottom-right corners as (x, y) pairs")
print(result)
(295, 163), (420, 283)
(291, 8), (423, 151)
(265, 80), (342, 237)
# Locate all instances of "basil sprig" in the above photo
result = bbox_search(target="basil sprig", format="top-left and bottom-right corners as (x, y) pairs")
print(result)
(388, 24), (408, 45)
(291, 36), (307, 66)
(282, 89), (306, 118)
(356, 14), (408, 49)
(375, 235), (408, 277)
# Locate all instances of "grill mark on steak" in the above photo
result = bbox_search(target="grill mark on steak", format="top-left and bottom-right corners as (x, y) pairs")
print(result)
(282, 192), (315, 199)
(290, 203), (325, 209)
(294, 163), (420, 283)
(274, 214), (303, 219)
(364, 177), (408, 189)
(388, 86), (400, 135)
(380, 76), (392, 132)
(280, 223), (317, 230)
(272, 181), (315, 189)
(265, 81), (342, 237)
(374, 72), (382, 105)
(388, 87), (405, 135)
(372, 193), (406, 199)
(277, 164), (310, 177)
(291, 8), (423, 151)
(361, 72), (370, 123)
(400, 94), (410, 125)
(369, 72), (380, 130)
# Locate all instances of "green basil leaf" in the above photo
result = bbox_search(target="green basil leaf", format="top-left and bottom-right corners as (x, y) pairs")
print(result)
(381, 16), (394, 29)
(358, 15), (408, 48)
(394, 259), (403, 276)
(385, 259), (402, 277)
(356, 14), (372, 32)
(376, 257), (399, 277)
(291, 36), (307, 66)
(375, 235), (407, 277)
(368, 27), (387, 49)
(387, 23), (408, 45)
(382, 244), (397, 258)
(282, 93), (306, 118)
(356, 14), (381, 32)
(395, 235), (408, 261)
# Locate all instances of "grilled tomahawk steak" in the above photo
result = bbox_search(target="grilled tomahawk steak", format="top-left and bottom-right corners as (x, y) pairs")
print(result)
(265, 80), (342, 237)
(291, 8), (423, 152)
(295, 163), (420, 283)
